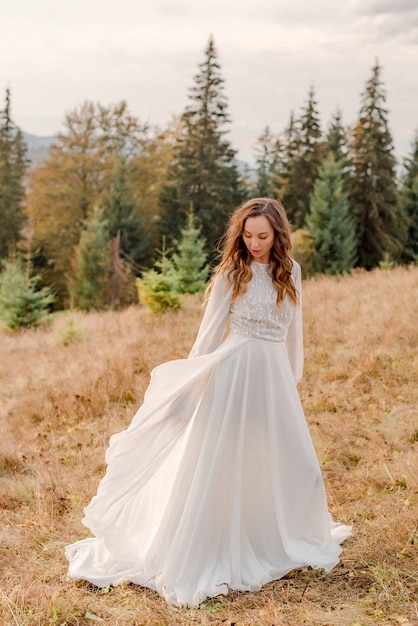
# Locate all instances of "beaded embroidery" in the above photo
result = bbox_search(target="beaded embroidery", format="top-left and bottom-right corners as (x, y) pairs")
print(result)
(229, 262), (294, 342)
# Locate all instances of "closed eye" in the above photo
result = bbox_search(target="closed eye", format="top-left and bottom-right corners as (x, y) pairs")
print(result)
(243, 232), (269, 238)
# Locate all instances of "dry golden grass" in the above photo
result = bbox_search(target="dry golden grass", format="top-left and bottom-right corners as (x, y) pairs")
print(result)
(0, 266), (417, 626)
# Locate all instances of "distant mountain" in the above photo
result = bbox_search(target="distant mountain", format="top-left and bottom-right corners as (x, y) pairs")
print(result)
(20, 133), (256, 176)
(23, 132), (56, 167)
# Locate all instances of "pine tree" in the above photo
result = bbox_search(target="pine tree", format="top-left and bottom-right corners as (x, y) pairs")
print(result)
(172, 210), (209, 293)
(296, 86), (323, 226)
(279, 88), (323, 228)
(253, 126), (282, 197)
(325, 109), (353, 208)
(349, 62), (403, 269)
(0, 257), (54, 329)
(0, 88), (28, 259)
(159, 36), (243, 254)
(306, 154), (357, 274)
(69, 208), (112, 310)
(273, 112), (301, 221)
(326, 108), (349, 164)
(399, 134), (418, 262)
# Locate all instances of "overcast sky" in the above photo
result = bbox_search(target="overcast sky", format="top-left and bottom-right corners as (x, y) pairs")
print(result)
(1, 0), (417, 162)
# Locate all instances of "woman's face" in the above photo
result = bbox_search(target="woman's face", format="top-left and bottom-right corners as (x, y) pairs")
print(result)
(242, 215), (275, 264)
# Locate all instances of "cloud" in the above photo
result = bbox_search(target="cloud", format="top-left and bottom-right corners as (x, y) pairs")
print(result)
(360, 0), (418, 15)
(0, 0), (416, 161)
(346, 0), (418, 42)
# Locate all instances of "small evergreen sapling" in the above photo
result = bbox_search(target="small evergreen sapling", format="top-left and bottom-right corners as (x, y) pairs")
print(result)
(0, 258), (54, 329)
(69, 207), (112, 311)
(172, 211), (209, 294)
(136, 238), (180, 313)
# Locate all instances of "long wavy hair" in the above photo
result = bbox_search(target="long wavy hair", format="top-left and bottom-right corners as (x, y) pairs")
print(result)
(211, 197), (298, 305)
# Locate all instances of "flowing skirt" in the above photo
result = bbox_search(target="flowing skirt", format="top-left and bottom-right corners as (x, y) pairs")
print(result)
(65, 333), (351, 606)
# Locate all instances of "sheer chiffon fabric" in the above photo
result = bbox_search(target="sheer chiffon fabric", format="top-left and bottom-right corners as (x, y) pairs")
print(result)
(65, 261), (351, 606)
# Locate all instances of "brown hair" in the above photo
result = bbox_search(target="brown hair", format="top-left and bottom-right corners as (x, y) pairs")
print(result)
(212, 197), (298, 305)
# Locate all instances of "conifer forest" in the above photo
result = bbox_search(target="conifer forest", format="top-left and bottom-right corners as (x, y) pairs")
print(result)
(0, 36), (417, 321)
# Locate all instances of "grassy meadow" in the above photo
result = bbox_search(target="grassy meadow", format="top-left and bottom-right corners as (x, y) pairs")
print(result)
(0, 266), (417, 626)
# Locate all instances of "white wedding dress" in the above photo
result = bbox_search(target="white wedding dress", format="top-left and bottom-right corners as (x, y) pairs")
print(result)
(65, 260), (351, 606)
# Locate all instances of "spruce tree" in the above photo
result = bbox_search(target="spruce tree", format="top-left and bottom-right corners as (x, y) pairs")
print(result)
(349, 62), (403, 269)
(69, 208), (112, 310)
(0, 88), (28, 259)
(172, 210), (209, 293)
(296, 86), (323, 226)
(159, 36), (243, 254)
(0, 257), (54, 329)
(325, 108), (354, 212)
(280, 88), (323, 228)
(253, 126), (282, 198)
(273, 112), (301, 223)
(306, 154), (357, 275)
(399, 134), (418, 262)
(326, 108), (349, 164)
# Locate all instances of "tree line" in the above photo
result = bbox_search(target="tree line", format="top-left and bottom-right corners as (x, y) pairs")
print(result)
(0, 36), (417, 322)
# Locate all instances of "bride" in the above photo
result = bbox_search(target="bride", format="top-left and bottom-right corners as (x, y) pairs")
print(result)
(66, 197), (351, 607)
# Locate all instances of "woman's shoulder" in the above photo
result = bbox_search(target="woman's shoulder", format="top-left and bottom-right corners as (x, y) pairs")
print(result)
(209, 268), (233, 295)
(213, 264), (235, 283)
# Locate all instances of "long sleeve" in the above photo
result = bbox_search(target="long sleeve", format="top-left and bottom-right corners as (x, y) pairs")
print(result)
(285, 260), (304, 384)
(188, 273), (232, 358)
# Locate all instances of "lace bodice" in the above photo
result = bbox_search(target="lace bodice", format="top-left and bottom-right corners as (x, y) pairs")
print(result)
(230, 262), (295, 342)
(188, 259), (304, 384)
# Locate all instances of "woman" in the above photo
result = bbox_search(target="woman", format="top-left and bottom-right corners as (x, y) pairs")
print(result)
(66, 197), (351, 606)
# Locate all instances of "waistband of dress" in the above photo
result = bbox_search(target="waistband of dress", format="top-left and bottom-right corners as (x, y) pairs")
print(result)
(228, 330), (285, 344)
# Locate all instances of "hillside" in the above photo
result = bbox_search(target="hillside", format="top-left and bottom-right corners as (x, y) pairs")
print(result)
(0, 266), (417, 625)
(23, 131), (55, 167)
